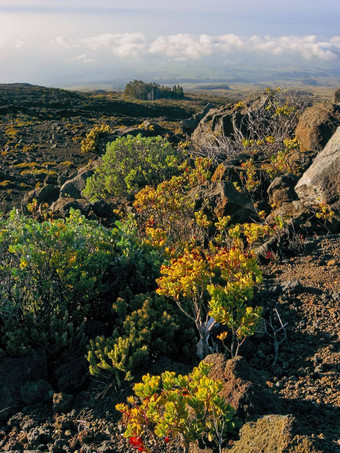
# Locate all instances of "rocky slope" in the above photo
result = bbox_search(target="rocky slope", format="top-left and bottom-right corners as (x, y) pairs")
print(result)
(0, 84), (339, 453)
(0, 83), (224, 213)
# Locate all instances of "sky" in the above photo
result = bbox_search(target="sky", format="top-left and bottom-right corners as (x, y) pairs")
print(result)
(0, 0), (340, 86)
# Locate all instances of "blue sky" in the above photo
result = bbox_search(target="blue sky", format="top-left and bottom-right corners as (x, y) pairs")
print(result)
(0, 0), (339, 85)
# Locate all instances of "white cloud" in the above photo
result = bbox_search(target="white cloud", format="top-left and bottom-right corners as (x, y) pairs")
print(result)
(149, 34), (213, 59)
(51, 32), (340, 62)
(70, 53), (94, 64)
(53, 32), (146, 58)
(147, 34), (340, 61)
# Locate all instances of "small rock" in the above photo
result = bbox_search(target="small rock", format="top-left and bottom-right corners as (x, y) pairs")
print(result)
(52, 351), (88, 393)
(267, 174), (298, 208)
(27, 427), (52, 446)
(280, 279), (302, 294)
(91, 199), (116, 219)
(228, 414), (318, 453)
(52, 392), (73, 414)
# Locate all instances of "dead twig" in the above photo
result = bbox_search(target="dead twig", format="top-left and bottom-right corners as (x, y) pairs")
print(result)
(264, 308), (287, 366)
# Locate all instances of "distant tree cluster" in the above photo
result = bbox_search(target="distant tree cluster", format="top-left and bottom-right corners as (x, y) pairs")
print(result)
(124, 80), (184, 100)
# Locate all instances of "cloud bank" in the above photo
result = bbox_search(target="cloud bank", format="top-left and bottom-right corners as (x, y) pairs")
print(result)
(50, 33), (340, 61)
(55, 33), (147, 58)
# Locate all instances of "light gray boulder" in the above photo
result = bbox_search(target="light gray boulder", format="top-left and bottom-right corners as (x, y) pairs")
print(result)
(59, 168), (94, 199)
(295, 126), (340, 209)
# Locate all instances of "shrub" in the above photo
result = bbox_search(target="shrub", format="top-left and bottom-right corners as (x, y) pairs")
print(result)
(86, 292), (196, 385)
(83, 134), (180, 200)
(111, 217), (164, 299)
(0, 209), (116, 355)
(133, 157), (212, 250)
(81, 123), (110, 153)
(116, 362), (239, 453)
(0, 206), (169, 359)
(156, 230), (263, 358)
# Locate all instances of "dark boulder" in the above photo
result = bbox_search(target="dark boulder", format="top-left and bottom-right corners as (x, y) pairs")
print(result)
(211, 153), (251, 183)
(191, 104), (237, 146)
(267, 174), (299, 209)
(59, 169), (94, 199)
(22, 184), (60, 210)
(20, 379), (53, 405)
(0, 348), (47, 421)
(49, 197), (92, 218)
(180, 103), (215, 135)
(51, 349), (89, 393)
(189, 181), (257, 224)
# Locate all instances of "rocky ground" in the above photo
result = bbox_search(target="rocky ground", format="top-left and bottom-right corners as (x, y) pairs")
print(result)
(0, 233), (338, 453)
(0, 83), (224, 213)
(254, 234), (340, 452)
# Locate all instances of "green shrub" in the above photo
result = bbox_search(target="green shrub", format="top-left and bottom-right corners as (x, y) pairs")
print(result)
(83, 134), (180, 200)
(0, 210), (167, 357)
(111, 217), (164, 300)
(86, 292), (196, 386)
(0, 209), (116, 355)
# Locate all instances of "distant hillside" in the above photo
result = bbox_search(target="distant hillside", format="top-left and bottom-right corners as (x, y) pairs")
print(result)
(0, 83), (204, 121)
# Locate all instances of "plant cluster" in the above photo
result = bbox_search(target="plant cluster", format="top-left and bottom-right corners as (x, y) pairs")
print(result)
(0, 209), (116, 355)
(133, 157), (212, 250)
(81, 123), (110, 153)
(84, 134), (181, 200)
(87, 292), (196, 385)
(116, 362), (239, 453)
(0, 210), (162, 356)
